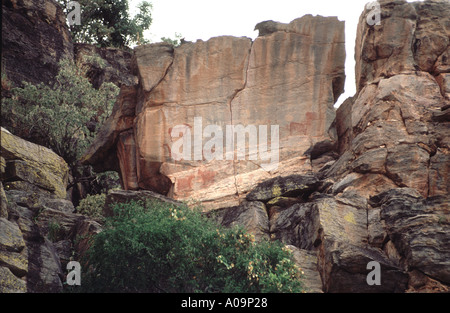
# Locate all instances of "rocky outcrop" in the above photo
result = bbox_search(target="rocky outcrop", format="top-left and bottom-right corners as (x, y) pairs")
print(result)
(340, 0), (450, 199)
(355, 0), (450, 100)
(1, 0), (136, 90)
(2, 0), (448, 294)
(82, 15), (346, 210)
(285, 0), (449, 293)
(307, 0), (449, 292)
(81, 0), (449, 293)
(1, 0), (74, 87)
(0, 129), (100, 293)
(1, 128), (69, 199)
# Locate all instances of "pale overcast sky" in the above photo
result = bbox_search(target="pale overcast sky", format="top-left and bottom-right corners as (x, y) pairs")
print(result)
(129, 0), (422, 107)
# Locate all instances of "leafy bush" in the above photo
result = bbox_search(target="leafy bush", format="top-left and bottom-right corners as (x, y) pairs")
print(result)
(161, 32), (183, 47)
(79, 200), (304, 293)
(57, 0), (153, 48)
(1, 57), (119, 167)
(76, 193), (107, 222)
(47, 219), (63, 242)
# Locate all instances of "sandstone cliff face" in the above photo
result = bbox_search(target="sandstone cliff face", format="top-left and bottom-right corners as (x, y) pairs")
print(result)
(342, 0), (450, 200)
(2, 0), (449, 294)
(83, 0), (449, 293)
(82, 15), (346, 210)
(2, 0), (74, 86)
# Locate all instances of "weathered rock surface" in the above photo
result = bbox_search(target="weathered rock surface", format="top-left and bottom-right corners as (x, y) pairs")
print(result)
(208, 201), (270, 242)
(374, 188), (450, 285)
(0, 217), (25, 252)
(1, 0), (74, 87)
(319, 0), (450, 292)
(200, 0), (450, 293)
(286, 245), (323, 293)
(79, 0), (450, 294)
(0, 266), (26, 293)
(0, 131), (100, 293)
(355, 0), (450, 93)
(83, 15), (346, 210)
(2, 0), (449, 294)
(1, 128), (69, 199)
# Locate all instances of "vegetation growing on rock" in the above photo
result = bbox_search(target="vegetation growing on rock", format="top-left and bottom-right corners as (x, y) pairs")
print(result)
(77, 200), (305, 293)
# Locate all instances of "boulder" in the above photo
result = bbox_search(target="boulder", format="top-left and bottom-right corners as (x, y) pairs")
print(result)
(286, 245), (323, 293)
(0, 266), (26, 293)
(0, 249), (28, 278)
(0, 218), (25, 252)
(1, 128), (69, 199)
(26, 238), (64, 293)
(208, 201), (270, 242)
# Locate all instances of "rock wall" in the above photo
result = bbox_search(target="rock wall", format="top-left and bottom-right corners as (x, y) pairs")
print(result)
(338, 0), (450, 200)
(83, 0), (449, 293)
(1, 0), (137, 89)
(0, 128), (101, 292)
(74, 43), (138, 89)
(228, 0), (450, 292)
(82, 15), (346, 210)
(315, 0), (450, 292)
(1, 0), (74, 87)
(1, 0), (449, 294)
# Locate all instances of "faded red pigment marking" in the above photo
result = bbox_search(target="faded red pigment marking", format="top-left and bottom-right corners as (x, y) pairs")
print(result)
(176, 169), (216, 192)
(290, 122), (307, 135)
(197, 169), (215, 187)
(177, 175), (194, 191)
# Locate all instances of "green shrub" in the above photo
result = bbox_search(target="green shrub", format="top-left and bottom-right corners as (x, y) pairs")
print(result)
(76, 194), (107, 222)
(47, 219), (63, 242)
(56, 0), (153, 48)
(79, 200), (304, 293)
(1, 58), (119, 167)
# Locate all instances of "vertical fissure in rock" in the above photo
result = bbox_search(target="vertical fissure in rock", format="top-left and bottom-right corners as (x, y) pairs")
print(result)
(145, 53), (175, 102)
(228, 41), (254, 203)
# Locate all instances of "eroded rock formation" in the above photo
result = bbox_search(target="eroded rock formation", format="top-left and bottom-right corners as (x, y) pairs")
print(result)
(0, 128), (102, 292)
(82, 15), (346, 210)
(1, 0), (449, 294)
(83, 0), (449, 293)
(314, 0), (450, 292)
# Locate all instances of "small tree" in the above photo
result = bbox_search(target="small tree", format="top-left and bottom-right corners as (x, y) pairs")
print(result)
(57, 0), (153, 48)
(1, 57), (119, 168)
